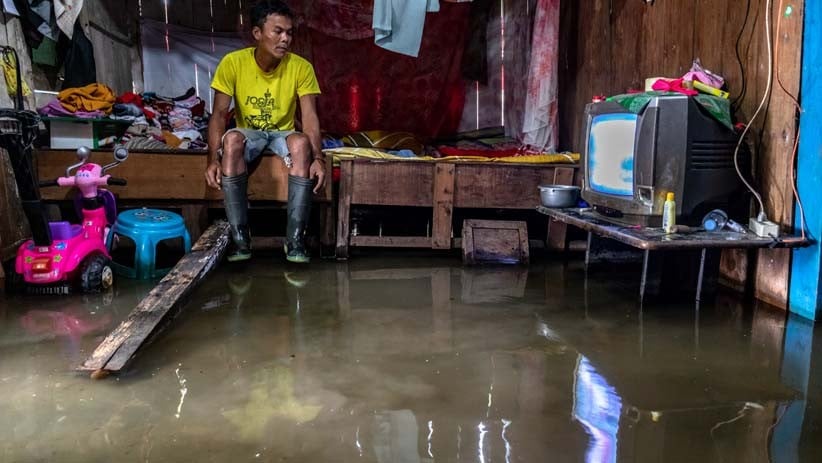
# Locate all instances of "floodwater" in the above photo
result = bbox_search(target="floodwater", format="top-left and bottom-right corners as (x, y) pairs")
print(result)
(0, 255), (820, 462)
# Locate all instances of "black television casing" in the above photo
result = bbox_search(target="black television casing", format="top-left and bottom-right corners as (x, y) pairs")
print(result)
(580, 95), (748, 226)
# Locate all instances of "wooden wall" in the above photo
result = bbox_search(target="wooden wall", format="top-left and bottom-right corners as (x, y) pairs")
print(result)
(558, 0), (804, 309)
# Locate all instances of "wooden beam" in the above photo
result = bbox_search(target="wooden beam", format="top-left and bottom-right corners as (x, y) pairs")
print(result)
(432, 163), (456, 249)
(335, 160), (353, 259)
(80, 221), (230, 376)
(546, 166), (575, 250)
(754, 0), (804, 309)
(349, 235), (432, 248)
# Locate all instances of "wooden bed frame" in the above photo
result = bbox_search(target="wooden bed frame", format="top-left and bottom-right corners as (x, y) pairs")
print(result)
(34, 149), (335, 247)
(335, 159), (579, 258)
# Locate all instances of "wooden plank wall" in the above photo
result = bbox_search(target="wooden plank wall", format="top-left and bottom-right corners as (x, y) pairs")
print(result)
(558, 0), (804, 309)
(80, 0), (143, 94)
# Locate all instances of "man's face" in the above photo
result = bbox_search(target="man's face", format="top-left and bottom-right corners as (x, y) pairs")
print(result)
(253, 14), (293, 59)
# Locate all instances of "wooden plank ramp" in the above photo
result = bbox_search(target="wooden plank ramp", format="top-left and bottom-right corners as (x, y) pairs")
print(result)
(80, 221), (230, 378)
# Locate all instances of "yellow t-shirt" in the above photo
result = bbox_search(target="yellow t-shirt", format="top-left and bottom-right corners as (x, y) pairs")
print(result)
(211, 48), (321, 131)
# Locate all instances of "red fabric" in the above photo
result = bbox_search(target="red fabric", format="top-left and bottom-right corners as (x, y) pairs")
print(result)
(117, 92), (143, 107)
(652, 78), (698, 96)
(310, 2), (470, 138)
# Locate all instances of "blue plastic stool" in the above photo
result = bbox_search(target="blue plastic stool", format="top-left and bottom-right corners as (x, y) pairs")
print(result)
(107, 208), (192, 279)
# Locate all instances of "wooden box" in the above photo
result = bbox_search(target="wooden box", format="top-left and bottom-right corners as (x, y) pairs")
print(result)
(461, 219), (529, 265)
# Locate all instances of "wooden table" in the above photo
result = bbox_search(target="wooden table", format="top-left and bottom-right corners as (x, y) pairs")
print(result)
(538, 207), (811, 302)
(335, 159), (579, 258)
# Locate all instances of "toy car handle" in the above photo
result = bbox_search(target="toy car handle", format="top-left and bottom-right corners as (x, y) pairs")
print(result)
(55, 176), (110, 187)
(57, 177), (77, 187)
(38, 179), (59, 187)
(107, 177), (127, 186)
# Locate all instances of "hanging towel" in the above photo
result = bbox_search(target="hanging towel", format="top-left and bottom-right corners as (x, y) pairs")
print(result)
(373, 0), (440, 58)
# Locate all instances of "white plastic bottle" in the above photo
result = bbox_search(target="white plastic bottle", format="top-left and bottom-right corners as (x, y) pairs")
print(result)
(662, 192), (676, 233)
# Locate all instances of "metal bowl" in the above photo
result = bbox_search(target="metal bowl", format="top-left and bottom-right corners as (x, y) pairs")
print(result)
(538, 185), (580, 208)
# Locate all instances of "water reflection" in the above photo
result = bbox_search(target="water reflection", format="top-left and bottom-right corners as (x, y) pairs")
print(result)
(573, 355), (621, 463)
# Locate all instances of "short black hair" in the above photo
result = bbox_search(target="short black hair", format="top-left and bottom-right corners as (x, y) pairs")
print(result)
(250, 0), (294, 29)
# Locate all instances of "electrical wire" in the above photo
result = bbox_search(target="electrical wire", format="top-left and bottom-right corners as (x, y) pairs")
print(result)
(754, 2), (775, 168)
(732, 0), (753, 112)
(733, 0), (773, 222)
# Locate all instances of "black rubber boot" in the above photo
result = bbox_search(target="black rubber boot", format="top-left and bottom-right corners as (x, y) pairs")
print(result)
(284, 175), (313, 263)
(222, 173), (252, 262)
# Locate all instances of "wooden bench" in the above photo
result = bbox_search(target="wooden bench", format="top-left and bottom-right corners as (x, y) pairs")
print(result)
(34, 149), (335, 248)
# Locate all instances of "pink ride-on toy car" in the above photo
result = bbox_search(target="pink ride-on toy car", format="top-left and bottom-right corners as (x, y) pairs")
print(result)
(8, 147), (129, 294)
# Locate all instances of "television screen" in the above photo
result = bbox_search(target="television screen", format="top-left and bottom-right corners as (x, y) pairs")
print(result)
(588, 113), (638, 197)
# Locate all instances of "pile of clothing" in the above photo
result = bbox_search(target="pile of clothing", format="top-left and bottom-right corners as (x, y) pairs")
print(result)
(117, 88), (210, 150)
(38, 85), (210, 150)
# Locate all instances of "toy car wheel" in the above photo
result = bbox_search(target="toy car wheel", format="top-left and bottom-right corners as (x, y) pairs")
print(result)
(79, 254), (114, 293)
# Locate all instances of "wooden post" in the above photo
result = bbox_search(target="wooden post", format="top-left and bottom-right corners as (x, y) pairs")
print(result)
(180, 204), (208, 242)
(335, 160), (353, 259)
(754, 0), (805, 309)
(80, 221), (230, 376)
(546, 166), (576, 251)
(432, 163), (456, 249)
(790, 0), (821, 320)
(320, 158), (335, 253)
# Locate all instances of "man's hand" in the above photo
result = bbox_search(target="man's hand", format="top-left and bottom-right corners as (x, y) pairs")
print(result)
(205, 159), (223, 190)
(310, 158), (326, 194)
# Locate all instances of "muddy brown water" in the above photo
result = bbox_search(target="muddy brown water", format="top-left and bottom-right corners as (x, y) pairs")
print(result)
(1, 256), (820, 462)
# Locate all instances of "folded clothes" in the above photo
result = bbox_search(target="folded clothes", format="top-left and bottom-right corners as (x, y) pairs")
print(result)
(113, 103), (144, 118)
(58, 83), (116, 114)
(38, 98), (105, 118)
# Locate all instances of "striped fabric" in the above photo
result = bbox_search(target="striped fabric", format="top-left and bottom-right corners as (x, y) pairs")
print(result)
(341, 130), (425, 155)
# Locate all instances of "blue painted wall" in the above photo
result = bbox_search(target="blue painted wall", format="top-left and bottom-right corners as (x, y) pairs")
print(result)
(790, 1), (822, 320)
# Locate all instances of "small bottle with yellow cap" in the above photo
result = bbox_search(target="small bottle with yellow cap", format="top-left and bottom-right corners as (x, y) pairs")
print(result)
(662, 192), (676, 234)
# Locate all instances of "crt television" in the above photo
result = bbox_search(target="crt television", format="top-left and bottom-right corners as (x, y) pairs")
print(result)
(581, 94), (747, 225)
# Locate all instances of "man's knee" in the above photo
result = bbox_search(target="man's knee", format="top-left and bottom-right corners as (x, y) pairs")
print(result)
(223, 132), (246, 159)
(288, 133), (312, 165)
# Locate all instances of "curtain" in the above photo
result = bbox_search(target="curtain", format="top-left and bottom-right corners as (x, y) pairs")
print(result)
(309, 1), (470, 138)
(141, 19), (246, 107)
(521, 0), (560, 150)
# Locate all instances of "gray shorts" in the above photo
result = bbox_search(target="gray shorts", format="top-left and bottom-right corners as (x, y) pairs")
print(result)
(222, 128), (297, 167)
